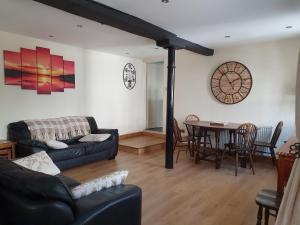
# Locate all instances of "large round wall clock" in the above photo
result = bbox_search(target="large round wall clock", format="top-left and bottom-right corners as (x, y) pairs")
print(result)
(123, 63), (136, 90)
(210, 61), (252, 104)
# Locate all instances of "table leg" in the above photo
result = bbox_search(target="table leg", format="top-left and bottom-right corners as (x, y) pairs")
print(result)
(228, 130), (234, 155)
(191, 126), (195, 157)
(215, 129), (221, 169)
(195, 128), (200, 164)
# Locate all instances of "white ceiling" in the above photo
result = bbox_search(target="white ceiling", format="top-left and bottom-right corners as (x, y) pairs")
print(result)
(0, 0), (299, 59)
(96, 0), (300, 48)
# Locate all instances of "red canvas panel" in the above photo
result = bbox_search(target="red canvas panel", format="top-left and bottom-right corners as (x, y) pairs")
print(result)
(64, 60), (75, 88)
(51, 55), (64, 92)
(36, 47), (51, 94)
(21, 48), (37, 90)
(3, 51), (21, 85)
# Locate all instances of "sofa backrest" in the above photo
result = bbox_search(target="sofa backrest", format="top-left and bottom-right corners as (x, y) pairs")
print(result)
(7, 116), (98, 142)
(0, 158), (75, 225)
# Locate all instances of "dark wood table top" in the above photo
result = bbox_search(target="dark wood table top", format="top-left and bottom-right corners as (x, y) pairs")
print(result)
(183, 120), (241, 130)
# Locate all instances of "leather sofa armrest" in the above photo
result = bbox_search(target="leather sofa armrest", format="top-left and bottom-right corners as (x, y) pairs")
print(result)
(0, 187), (74, 225)
(73, 185), (142, 225)
(15, 140), (48, 158)
(94, 129), (119, 159)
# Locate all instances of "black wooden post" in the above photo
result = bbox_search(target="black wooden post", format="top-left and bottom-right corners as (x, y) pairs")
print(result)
(165, 47), (176, 169)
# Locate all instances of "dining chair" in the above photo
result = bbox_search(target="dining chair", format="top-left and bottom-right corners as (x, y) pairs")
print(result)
(254, 121), (283, 165)
(184, 114), (212, 155)
(255, 189), (282, 225)
(222, 123), (257, 176)
(173, 118), (189, 163)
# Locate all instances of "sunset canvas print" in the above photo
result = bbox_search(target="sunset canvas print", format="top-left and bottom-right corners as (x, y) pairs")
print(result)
(21, 48), (37, 90)
(51, 55), (64, 92)
(64, 60), (75, 88)
(3, 51), (21, 85)
(37, 47), (51, 94)
(3, 46), (75, 94)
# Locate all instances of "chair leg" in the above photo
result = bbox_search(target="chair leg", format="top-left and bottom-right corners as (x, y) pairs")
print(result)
(249, 151), (255, 175)
(173, 141), (177, 153)
(270, 147), (276, 166)
(207, 135), (212, 148)
(253, 145), (257, 160)
(264, 208), (269, 225)
(191, 140), (196, 157)
(235, 151), (239, 176)
(256, 206), (263, 225)
(176, 148), (180, 163)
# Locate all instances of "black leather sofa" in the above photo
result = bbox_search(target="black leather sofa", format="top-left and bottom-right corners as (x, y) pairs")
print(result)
(0, 158), (142, 225)
(7, 117), (119, 170)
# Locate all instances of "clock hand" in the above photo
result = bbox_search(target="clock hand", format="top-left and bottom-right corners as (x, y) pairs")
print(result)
(231, 77), (241, 83)
(224, 74), (234, 89)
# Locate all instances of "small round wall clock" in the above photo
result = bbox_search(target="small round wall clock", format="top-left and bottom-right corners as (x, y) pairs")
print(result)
(210, 61), (252, 104)
(123, 63), (136, 90)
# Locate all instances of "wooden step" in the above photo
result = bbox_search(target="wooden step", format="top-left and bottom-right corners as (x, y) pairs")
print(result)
(119, 134), (165, 155)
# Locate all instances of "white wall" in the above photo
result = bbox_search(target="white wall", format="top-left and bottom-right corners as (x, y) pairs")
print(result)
(84, 50), (146, 135)
(296, 50), (300, 141)
(173, 37), (300, 145)
(0, 30), (147, 138)
(0, 30), (85, 139)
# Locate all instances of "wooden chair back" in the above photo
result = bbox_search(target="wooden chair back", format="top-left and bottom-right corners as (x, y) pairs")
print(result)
(236, 123), (257, 151)
(173, 118), (183, 142)
(185, 114), (200, 137)
(185, 114), (200, 122)
(270, 121), (283, 148)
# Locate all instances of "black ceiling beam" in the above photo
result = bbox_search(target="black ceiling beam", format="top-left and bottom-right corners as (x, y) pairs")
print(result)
(157, 37), (213, 56)
(33, 0), (214, 56)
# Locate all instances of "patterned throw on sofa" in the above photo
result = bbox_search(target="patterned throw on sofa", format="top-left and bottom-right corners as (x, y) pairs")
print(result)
(24, 116), (91, 141)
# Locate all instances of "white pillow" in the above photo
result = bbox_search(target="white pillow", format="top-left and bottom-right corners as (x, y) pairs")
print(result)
(79, 134), (111, 142)
(71, 170), (128, 199)
(14, 151), (61, 175)
(46, 140), (68, 149)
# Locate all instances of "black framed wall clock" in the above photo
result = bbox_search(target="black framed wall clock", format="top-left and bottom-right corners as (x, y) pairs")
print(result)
(210, 61), (252, 104)
(123, 63), (136, 90)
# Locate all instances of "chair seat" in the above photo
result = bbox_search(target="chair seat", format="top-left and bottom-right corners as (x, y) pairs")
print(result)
(255, 189), (282, 210)
(254, 141), (272, 148)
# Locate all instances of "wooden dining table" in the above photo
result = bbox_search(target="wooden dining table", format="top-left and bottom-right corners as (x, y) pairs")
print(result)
(184, 120), (241, 169)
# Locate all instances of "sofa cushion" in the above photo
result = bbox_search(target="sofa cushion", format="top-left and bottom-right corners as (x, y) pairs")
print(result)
(71, 171), (128, 199)
(46, 140), (68, 149)
(14, 151), (61, 175)
(85, 140), (113, 155)
(0, 158), (74, 209)
(48, 143), (90, 161)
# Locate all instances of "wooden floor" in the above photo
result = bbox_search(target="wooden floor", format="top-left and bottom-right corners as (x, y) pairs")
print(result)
(64, 150), (276, 225)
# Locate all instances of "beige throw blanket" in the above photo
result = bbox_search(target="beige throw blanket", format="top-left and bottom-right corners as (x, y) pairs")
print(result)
(25, 116), (91, 141)
(275, 158), (300, 225)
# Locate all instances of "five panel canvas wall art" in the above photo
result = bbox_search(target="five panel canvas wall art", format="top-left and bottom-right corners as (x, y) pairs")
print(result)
(3, 46), (75, 94)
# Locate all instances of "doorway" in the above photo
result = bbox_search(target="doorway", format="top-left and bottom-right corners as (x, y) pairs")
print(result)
(146, 61), (164, 132)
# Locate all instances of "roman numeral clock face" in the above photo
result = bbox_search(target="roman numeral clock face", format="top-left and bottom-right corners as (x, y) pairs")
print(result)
(211, 61), (252, 104)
